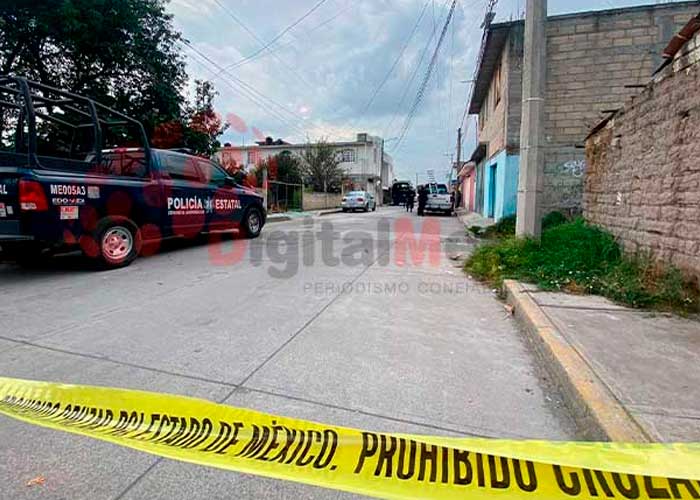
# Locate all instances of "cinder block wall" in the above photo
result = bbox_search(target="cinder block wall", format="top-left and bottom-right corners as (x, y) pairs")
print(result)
(302, 192), (343, 211)
(505, 24), (524, 154)
(542, 2), (700, 216)
(584, 41), (700, 281)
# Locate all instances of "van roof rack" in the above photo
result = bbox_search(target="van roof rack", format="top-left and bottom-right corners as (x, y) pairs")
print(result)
(0, 75), (150, 166)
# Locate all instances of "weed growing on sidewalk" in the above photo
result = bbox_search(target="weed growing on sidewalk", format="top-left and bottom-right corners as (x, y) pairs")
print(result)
(469, 215), (516, 239)
(464, 218), (699, 314)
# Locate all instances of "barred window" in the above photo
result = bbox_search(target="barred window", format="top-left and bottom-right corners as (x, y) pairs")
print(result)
(341, 149), (355, 163)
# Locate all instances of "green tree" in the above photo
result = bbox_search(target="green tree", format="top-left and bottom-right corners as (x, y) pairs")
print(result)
(183, 80), (228, 157)
(0, 0), (187, 138)
(301, 138), (344, 192)
(254, 151), (302, 185)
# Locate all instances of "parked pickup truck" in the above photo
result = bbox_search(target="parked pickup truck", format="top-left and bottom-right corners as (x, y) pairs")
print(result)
(0, 76), (265, 269)
(424, 183), (453, 215)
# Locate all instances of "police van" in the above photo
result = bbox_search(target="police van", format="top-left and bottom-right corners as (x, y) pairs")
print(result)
(0, 76), (266, 269)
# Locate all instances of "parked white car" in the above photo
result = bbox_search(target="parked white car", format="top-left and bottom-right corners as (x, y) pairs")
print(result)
(341, 191), (376, 212)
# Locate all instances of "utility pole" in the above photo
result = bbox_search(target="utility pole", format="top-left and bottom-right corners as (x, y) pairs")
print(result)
(262, 163), (268, 210)
(516, 0), (547, 238)
(456, 127), (462, 208)
(456, 127), (462, 167)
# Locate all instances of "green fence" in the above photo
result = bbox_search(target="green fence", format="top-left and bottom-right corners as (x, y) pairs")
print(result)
(267, 180), (303, 213)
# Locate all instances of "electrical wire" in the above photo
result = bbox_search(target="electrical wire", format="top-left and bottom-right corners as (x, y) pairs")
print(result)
(360, 0), (431, 116)
(381, 11), (439, 140)
(457, 0), (497, 158)
(391, 0), (458, 152)
(209, 0), (315, 92)
(447, 2), (456, 156)
(181, 41), (309, 138)
(229, 3), (353, 69)
(221, 0), (330, 71)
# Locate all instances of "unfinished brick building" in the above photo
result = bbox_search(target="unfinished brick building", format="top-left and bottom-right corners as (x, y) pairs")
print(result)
(467, 1), (700, 221)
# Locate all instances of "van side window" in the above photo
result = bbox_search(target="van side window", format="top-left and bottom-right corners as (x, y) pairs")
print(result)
(97, 150), (148, 178)
(198, 159), (228, 186)
(162, 154), (204, 183)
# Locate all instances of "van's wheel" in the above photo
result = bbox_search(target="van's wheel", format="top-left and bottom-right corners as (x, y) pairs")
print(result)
(93, 219), (141, 269)
(242, 206), (263, 239)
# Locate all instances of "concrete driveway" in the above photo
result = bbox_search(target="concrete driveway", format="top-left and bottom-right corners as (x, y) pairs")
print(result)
(0, 206), (577, 499)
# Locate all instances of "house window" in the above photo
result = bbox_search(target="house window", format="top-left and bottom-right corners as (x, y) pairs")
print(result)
(247, 150), (257, 165)
(341, 149), (355, 163)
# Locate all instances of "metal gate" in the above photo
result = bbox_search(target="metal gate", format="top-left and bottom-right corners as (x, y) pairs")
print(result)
(267, 180), (303, 213)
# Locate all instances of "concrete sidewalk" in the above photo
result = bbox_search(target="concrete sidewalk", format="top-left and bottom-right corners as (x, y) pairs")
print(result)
(456, 209), (494, 231)
(266, 208), (342, 223)
(505, 280), (700, 442)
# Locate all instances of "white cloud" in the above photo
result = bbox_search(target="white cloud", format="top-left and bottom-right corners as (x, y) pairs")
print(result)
(169, 0), (495, 176)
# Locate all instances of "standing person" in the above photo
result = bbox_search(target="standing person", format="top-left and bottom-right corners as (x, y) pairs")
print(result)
(406, 190), (415, 213)
(417, 186), (428, 216)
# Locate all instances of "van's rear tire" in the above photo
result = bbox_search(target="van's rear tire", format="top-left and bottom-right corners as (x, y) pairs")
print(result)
(242, 206), (263, 239)
(92, 218), (141, 269)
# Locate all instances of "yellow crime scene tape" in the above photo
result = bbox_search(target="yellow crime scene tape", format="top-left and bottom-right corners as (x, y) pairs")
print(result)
(1, 377), (699, 499)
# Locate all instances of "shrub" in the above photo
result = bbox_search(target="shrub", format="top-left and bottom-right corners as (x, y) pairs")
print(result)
(465, 237), (533, 286)
(542, 211), (568, 231)
(481, 215), (516, 239)
(468, 225), (483, 236)
(464, 218), (698, 314)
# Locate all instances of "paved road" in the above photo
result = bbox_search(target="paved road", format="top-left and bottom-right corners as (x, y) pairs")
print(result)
(0, 207), (577, 499)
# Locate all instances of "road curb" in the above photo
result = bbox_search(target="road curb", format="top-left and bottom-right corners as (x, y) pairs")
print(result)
(266, 215), (292, 224)
(317, 208), (342, 216)
(503, 280), (651, 442)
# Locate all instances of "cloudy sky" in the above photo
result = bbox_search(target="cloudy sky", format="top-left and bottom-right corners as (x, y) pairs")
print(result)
(167, 0), (681, 182)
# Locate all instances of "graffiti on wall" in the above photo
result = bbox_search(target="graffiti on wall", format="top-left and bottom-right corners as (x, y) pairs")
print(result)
(560, 159), (586, 178)
(545, 159), (588, 212)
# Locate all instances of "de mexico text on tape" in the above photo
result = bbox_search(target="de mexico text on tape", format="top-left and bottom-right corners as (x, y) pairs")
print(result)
(1, 377), (699, 499)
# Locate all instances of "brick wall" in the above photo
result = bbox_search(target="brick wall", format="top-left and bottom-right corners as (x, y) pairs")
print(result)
(584, 40), (700, 281)
(302, 192), (344, 211)
(505, 24), (524, 152)
(542, 2), (700, 215)
(477, 48), (508, 159)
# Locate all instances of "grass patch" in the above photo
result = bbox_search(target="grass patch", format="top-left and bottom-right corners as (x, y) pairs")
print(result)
(469, 214), (517, 239)
(469, 211), (567, 239)
(464, 218), (699, 314)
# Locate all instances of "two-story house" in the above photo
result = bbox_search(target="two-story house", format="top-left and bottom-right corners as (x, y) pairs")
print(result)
(467, 1), (700, 221)
(217, 133), (388, 205)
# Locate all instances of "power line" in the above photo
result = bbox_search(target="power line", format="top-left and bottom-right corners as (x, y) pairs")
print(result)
(457, 0), (498, 157)
(447, 1), (456, 156)
(361, 0), (431, 115)
(221, 0), (330, 71)
(392, 0), (458, 152)
(381, 10), (439, 140)
(209, 0), (315, 92)
(184, 41), (307, 125)
(181, 41), (309, 138)
(187, 55), (307, 139)
(229, 3), (353, 69)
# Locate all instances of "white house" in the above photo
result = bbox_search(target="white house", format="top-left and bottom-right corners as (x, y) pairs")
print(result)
(217, 133), (388, 205)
